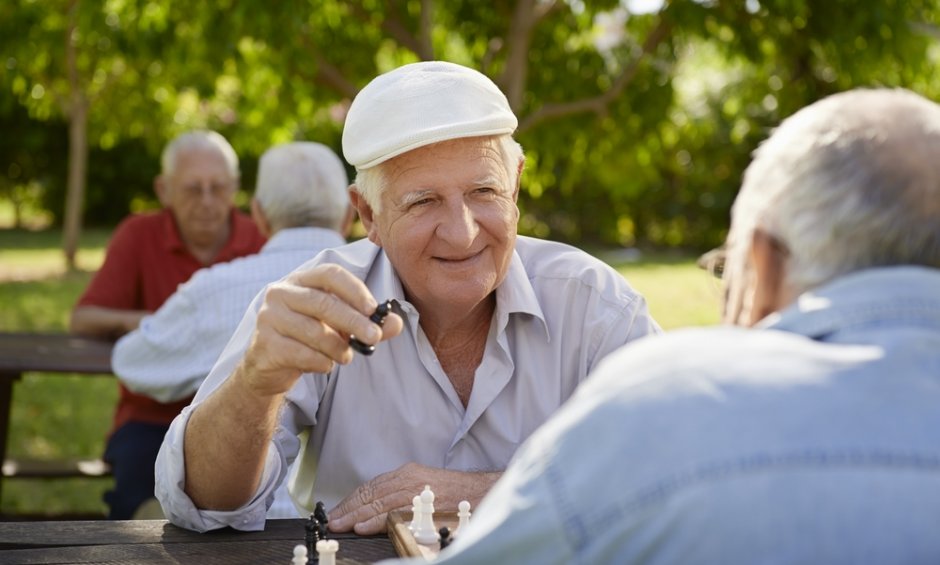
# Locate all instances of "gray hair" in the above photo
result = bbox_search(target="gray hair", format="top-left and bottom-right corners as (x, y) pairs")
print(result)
(353, 134), (524, 213)
(161, 130), (240, 179)
(726, 88), (940, 297)
(254, 142), (350, 232)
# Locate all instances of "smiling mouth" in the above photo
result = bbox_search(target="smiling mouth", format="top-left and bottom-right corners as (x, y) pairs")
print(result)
(434, 250), (483, 263)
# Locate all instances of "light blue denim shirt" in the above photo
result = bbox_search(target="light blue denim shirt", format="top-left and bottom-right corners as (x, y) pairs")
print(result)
(406, 266), (940, 565)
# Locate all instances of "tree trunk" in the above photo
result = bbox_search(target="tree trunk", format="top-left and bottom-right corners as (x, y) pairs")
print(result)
(62, 0), (87, 272)
(62, 101), (88, 271)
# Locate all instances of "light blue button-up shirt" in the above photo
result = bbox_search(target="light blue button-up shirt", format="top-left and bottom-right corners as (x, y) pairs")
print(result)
(113, 227), (346, 403)
(416, 266), (940, 565)
(155, 236), (660, 532)
(113, 226), (345, 520)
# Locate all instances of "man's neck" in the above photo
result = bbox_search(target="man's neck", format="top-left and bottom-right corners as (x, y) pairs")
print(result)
(419, 296), (495, 408)
(184, 224), (231, 266)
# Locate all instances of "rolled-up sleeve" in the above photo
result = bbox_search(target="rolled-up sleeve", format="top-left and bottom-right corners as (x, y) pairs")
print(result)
(154, 404), (285, 532)
(153, 290), (305, 532)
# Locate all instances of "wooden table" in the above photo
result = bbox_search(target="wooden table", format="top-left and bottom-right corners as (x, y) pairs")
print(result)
(0, 332), (114, 504)
(0, 518), (400, 564)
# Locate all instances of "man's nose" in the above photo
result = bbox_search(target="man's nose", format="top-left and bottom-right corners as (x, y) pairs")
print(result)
(192, 183), (217, 205)
(437, 200), (479, 246)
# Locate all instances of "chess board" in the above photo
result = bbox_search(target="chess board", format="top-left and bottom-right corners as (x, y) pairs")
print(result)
(387, 510), (460, 560)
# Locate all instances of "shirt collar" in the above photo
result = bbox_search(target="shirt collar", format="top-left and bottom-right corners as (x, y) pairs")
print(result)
(494, 250), (549, 337)
(160, 208), (186, 253)
(262, 227), (346, 254)
(761, 266), (940, 339)
(160, 208), (256, 259)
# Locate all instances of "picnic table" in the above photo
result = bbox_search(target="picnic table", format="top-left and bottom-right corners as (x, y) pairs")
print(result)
(0, 332), (115, 510)
(0, 518), (399, 564)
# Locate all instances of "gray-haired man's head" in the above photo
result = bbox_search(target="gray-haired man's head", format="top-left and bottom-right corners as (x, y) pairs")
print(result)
(723, 88), (940, 324)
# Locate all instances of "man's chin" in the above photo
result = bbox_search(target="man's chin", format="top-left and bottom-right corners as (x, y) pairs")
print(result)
(184, 226), (227, 247)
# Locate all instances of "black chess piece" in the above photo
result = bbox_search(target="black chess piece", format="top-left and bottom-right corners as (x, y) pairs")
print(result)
(314, 501), (329, 525)
(438, 526), (452, 550)
(305, 514), (321, 565)
(349, 300), (394, 355)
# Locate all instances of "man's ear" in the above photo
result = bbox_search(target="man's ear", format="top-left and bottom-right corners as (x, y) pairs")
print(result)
(249, 198), (272, 238)
(154, 175), (170, 207)
(748, 228), (789, 326)
(512, 156), (525, 201)
(349, 186), (381, 246)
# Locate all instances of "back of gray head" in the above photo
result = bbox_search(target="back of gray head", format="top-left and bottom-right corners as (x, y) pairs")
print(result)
(255, 142), (350, 232)
(731, 88), (940, 293)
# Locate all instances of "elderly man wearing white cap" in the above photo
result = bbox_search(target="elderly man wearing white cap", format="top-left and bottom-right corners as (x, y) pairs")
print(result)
(155, 61), (660, 534)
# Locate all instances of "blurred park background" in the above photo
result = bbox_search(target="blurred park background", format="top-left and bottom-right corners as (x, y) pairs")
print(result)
(0, 0), (938, 516)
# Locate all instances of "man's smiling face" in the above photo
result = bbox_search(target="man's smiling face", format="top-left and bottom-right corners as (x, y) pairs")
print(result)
(365, 136), (520, 315)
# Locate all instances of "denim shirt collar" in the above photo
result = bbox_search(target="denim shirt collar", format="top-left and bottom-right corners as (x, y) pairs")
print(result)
(760, 266), (940, 339)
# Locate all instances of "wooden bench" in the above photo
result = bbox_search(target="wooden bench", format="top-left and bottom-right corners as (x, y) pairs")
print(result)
(0, 333), (114, 515)
(2, 457), (111, 479)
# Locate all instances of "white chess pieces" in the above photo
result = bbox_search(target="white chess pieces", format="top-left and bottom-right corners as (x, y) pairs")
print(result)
(413, 484), (439, 545)
(291, 544), (308, 565)
(409, 494), (422, 533)
(316, 539), (339, 565)
(456, 499), (471, 536)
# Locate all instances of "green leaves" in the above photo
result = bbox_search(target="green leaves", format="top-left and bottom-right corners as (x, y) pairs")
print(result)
(2, 0), (939, 247)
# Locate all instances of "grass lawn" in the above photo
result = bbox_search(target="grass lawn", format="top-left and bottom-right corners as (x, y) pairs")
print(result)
(0, 227), (720, 517)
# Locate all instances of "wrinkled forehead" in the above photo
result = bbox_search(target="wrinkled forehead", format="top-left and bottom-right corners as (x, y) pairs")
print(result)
(383, 137), (511, 190)
(170, 147), (237, 181)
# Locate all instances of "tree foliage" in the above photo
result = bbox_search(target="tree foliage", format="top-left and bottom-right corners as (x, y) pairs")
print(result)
(2, 0), (938, 252)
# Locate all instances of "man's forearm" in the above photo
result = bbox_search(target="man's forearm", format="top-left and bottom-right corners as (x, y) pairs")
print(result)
(70, 306), (146, 338)
(183, 363), (284, 511)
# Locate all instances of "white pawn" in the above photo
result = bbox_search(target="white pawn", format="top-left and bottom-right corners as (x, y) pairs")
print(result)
(455, 500), (471, 536)
(316, 539), (339, 565)
(408, 494), (422, 533)
(413, 485), (439, 545)
(291, 544), (308, 565)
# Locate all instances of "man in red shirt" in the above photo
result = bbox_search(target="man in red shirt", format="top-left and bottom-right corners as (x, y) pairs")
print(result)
(71, 130), (266, 519)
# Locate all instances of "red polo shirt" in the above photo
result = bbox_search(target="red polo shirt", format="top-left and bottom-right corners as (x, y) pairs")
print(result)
(77, 208), (266, 432)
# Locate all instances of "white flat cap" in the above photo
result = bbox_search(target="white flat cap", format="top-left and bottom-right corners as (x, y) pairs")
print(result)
(342, 61), (518, 169)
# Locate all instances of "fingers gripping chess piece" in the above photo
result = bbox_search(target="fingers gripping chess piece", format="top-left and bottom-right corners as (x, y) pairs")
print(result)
(349, 300), (393, 355)
(413, 485), (439, 545)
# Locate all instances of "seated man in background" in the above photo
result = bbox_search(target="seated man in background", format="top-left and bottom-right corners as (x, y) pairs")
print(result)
(112, 142), (352, 518)
(419, 88), (940, 564)
(70, 130), (266, 520)
(155, 61), (660, 534)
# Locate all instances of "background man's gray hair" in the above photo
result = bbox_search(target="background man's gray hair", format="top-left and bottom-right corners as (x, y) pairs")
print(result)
(353, 134), (524, 213)
(255, 142), (350, 232)
(160, 130), (240, 179)
(726, 88), (940, 297)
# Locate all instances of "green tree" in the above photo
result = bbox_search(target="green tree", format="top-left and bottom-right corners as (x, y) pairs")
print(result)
(2, 0), (939, 254)
(1, 0), (169, 267)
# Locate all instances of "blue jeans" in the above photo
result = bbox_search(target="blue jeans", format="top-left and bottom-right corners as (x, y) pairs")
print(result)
(103, 421), (169, 520)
